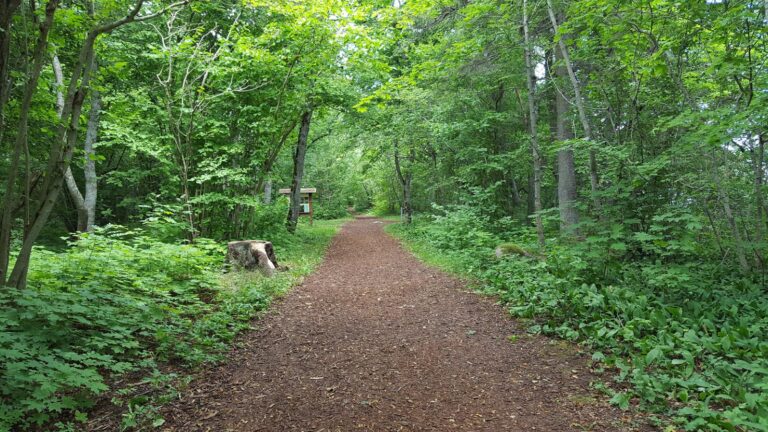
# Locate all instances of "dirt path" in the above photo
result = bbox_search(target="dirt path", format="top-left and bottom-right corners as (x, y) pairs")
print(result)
(161, 217), (648, 431)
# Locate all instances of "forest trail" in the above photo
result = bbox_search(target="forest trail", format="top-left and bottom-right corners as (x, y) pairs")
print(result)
(159, 217), (646, 431)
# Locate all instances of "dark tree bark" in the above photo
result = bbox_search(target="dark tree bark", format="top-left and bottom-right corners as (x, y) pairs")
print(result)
(5, 0), (190, 288)
(394, 140), (414, 224)
(287, 110), (312, 234)
(0, 0), (59, 286)
(0, 0), (21, 136)
(526, 173), (535, 218)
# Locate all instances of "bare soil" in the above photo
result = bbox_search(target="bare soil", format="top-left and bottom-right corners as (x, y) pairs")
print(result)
(159, 217), (652, 431)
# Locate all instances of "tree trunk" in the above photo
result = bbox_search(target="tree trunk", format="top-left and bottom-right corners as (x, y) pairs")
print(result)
(252, 118), (299, 213)
(8, 46), (96, 287)
(264, 179), (272, 204)
(55, 56), (101, 233)
(0, 0), (58, 286)
(7, 0), (155, 288)
(83, 88), (101, 232)
(753, 134), (765, 269)
(557, 148), (578, 230)
(403, 173), (412, 224)
(523, 0), (545, 249)
(713, 153), (749, 273)
(287, 110), (312, 234)
(227, 240), (278, 276)
(546, 0), (602, 215)
(553, 42), (579, 234)
(510, 177), (522, 208)
(0, 0), (21, 142)
(254, 119), (299, 197)
(526, 173), (535, 218)
(394, 140), (413, 224)
(54, 54), (89, 232)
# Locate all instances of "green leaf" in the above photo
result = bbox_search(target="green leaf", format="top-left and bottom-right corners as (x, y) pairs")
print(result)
(610, 242), (627, 252)
(609, 392), (631, 410)
(645, 347), (663, 365)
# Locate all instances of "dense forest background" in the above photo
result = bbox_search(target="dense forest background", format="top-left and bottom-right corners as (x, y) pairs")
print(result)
(0, 0), (766, 430)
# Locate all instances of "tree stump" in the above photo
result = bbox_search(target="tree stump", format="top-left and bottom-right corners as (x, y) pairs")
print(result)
(227, 240), (278, 276)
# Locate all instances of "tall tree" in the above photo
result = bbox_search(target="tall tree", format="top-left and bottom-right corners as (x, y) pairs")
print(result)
(0, 0), (21, 138)
(0, 0), (59, 286)
(394, 139), (414, 224)
(523, 0), (545, 249)
(552, 43), (579, 234)
(2, 0), (190, 288)
(55, 55), (101, 232)
(546, 0), (601, 215)
(287, 110), (313, 233)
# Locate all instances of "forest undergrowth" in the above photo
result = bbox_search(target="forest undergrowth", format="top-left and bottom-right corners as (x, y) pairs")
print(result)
(387, 206), (768, 432)
(0, 213), (344, 431)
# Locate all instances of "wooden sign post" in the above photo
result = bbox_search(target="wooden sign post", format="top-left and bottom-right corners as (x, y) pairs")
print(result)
(278, 187), (316, 225)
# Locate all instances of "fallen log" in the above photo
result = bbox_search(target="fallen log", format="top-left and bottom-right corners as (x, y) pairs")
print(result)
(227, 240), (278, 276)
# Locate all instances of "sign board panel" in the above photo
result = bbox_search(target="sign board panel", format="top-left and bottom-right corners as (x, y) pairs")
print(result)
(278, 188), (317, 194)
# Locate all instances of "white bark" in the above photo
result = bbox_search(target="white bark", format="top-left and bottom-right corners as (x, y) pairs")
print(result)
(55, 54), (100, 232)
(83, 89), (100, 232)
(54, 55), (87, 228)
(264, 179), (273, 204)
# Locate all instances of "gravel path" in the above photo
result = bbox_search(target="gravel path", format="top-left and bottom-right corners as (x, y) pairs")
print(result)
(160, 217), (649, 431)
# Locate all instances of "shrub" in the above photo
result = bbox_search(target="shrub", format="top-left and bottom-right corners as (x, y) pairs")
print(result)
(0, 218), (342, 430)
(313, 200), (349, 219)
(246, 197), (290, 239)
(390, 217), (768, 431)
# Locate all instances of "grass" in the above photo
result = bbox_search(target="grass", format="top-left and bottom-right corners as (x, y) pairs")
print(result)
(374, 214), (403, 222)
(222, 218), (347, 301)
(384, 223), (472, 277)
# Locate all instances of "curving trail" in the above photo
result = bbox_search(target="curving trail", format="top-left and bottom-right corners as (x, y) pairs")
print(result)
(160, 217), (648, 431)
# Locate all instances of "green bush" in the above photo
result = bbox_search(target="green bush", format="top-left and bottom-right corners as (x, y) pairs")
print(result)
(0, 230), (228, 429)
(371, 196), (398, 216)
(0, 219), (343, 430)
(313, 200), (349, 220)
(389, 212), (768, 432)
(246, 197), (290, 239)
